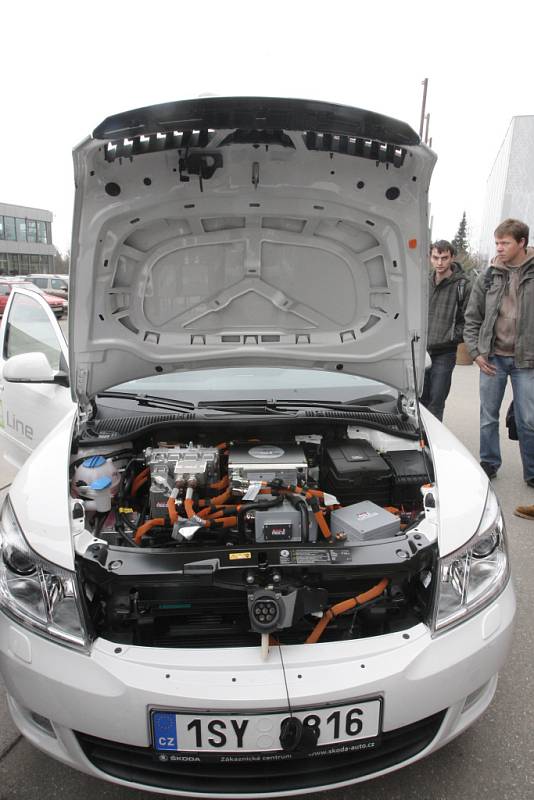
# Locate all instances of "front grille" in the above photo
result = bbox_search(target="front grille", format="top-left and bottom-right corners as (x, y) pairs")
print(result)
(75, 710), (446, 795)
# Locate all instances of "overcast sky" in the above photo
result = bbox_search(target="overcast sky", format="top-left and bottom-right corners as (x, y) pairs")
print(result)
(2, 0), (533, 255)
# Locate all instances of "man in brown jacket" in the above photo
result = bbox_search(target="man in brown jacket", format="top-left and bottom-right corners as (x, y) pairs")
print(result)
(463, 219), (534, 516)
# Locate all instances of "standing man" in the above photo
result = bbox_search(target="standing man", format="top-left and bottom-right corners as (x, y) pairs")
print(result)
(421, 240), (471, 421)
(464, 218), (534, 483)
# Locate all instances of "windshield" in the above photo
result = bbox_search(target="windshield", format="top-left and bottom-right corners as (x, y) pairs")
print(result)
(108, 367), (397, 405)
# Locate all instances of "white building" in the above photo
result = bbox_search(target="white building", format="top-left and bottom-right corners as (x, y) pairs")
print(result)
(0, 201), (56, 275)
(479, 115), (534, 264)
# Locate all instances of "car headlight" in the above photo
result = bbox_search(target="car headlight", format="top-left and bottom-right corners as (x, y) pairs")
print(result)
(0, 497), (89, 650)
(433, 486), (509, 633)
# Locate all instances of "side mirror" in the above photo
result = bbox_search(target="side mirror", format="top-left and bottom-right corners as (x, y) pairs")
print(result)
(2, 352), (69, 386)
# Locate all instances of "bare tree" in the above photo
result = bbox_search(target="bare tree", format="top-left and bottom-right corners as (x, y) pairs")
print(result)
(54, 250), (70, 274)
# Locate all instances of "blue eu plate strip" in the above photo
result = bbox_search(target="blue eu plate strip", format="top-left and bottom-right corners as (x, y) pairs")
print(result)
(153, 712), (178, 751)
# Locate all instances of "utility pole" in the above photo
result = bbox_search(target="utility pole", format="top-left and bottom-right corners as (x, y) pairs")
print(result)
(424, 113), (430, 145)
(419, 78), (428, 139)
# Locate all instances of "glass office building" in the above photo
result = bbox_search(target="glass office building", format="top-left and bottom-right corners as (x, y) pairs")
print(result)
(479, 116), (534, 264)
(0, 202), (56, 275)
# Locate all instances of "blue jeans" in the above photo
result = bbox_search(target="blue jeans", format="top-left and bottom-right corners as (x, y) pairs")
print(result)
(420, 350), (457, 421)
(480, 355), (534, 481)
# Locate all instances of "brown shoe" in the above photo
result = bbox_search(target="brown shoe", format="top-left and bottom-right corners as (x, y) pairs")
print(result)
(514, 504), (534, 520)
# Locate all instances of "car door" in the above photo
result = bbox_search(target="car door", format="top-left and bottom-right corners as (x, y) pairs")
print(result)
(50, 277), (69, 298)
(0, 287), (75, 469)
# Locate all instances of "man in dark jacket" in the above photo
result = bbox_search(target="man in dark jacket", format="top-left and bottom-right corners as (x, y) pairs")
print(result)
(421, 240), (471, 421)
(464, 218), (534, 487)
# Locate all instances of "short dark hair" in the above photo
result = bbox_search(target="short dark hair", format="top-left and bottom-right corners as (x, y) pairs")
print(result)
(430, 240), (455, 256)
(494, 218), (529, 245)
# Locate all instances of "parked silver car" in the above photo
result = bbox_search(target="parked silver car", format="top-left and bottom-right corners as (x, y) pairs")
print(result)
(27, 273), (69, 299)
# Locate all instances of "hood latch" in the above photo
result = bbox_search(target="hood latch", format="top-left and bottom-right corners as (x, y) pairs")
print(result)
(179, 152), (223, 191)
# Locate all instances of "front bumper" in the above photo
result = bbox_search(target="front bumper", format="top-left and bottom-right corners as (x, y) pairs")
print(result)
(0, 579), (516, 797)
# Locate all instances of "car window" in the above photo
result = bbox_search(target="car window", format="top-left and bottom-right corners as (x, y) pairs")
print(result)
(0, 284), (10, 296)
(32, 278), (46, 288)
(51, 279), (66, 290)
(4, 292), (62, 370)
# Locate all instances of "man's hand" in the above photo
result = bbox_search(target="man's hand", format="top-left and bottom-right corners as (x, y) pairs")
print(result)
(475, 355), (497, 376)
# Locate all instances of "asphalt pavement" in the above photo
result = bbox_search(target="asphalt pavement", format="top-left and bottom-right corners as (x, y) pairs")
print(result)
(0, 354), (532, 800)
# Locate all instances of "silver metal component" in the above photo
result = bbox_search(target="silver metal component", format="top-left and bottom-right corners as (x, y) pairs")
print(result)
(228, 443), (307, 488)
(330, 501), (400, 542)
(171, 519), (203, 542)
(146, 444), (220, 488)
(145, 444), (220, 519)
(152, 474), (173, 493)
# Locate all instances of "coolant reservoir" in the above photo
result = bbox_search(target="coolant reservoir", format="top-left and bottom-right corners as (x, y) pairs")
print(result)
(72, 455), (120, 497)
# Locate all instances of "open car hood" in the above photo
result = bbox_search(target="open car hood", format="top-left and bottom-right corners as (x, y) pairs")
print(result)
(69, 97), (436, 405)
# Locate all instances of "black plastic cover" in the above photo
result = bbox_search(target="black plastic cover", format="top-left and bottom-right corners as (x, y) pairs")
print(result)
(93, 96), (420, 147)
(322, 440), (392, 505)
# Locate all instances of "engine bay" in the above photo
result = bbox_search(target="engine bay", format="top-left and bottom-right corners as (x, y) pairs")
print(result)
(72, 421), (437, 648)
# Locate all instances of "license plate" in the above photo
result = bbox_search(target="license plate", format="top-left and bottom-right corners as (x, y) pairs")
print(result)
(151, 699), (381, 755)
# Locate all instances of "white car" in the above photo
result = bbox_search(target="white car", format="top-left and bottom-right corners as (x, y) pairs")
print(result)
(0, 97), (515, 797)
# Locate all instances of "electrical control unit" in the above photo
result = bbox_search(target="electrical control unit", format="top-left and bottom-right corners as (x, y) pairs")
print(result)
(145, 444), (220, 518)
(228, 443), (308, 487)
(330, 501), (400, 542)
(254, 498), (318, 543)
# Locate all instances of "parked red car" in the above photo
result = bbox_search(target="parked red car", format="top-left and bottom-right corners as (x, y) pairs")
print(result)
(0, 280), (67, 318)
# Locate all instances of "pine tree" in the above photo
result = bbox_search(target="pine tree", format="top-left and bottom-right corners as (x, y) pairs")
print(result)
(452, 212), (469, 256)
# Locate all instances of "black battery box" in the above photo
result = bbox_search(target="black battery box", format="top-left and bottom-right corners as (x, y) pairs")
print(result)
(381, 449), (431, 506)
(322, 440), (391, 505)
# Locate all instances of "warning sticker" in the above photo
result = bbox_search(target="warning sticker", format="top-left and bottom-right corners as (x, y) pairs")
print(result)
(278, 549), (354, 565)
(279, 550), (332, 565)
(229, 552), (252, 561)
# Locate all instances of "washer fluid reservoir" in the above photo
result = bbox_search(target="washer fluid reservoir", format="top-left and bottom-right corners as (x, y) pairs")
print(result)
(72, 455), (120, 500)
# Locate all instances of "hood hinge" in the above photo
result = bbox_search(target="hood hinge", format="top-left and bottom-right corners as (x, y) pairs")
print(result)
(75, 403), (93, 436)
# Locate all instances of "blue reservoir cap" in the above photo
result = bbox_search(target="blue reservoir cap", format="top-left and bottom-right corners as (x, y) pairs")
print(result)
(90, 476), (112, 491)
(82, 455), (106, 469)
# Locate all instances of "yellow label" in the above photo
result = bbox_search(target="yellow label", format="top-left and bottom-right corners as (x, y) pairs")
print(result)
(119, 507), (134, 514)
(229, 552), (252, 561)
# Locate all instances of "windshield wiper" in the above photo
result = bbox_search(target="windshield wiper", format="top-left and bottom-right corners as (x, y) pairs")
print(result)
(197, 399), (379, 414)
(272, 400), (376, 412)
(97, 391), (195, 413)
(197, 399), (297, 415)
